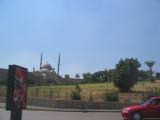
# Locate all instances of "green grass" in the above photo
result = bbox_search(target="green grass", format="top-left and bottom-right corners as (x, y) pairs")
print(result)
(28, 82), (114, 90)
(28, 81), (160, 93)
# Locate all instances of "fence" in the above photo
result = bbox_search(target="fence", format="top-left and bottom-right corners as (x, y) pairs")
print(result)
(0, 86), (6, 97)
(27, 88), (118, 102)
(0, 86), (118, 102)
(1, 86), (159, 103)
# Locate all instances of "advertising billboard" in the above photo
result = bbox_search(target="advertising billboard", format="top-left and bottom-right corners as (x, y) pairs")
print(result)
(6, 65), (28, 110)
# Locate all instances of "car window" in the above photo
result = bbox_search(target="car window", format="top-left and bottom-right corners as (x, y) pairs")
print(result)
(150, 99), (160, 105)
(141, 98), (153, 106)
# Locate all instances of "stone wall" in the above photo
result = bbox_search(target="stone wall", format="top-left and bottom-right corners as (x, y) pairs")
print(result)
(119, 92), (144, 103)
(0, 97), (136, 109)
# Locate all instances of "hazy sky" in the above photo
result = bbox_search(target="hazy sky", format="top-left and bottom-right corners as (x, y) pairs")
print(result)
(0, 0), (160, 77)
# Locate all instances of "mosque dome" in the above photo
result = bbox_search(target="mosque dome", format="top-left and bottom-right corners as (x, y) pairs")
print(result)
(40, 63), (55, 72)
(41, 63), (52, 70)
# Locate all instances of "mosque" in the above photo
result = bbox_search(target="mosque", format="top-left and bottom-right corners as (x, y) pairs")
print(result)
(31, 53), (81, 84)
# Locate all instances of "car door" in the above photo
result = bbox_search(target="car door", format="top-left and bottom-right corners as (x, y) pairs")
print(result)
(154, 98), (160, 118)
(142, 105), (156, 118)
(142, 98), (160, 118)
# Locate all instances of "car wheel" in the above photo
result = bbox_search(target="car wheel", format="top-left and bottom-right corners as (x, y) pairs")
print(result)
(132, 112), (143, 120)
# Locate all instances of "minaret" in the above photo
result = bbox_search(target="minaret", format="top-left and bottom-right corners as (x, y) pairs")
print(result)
(40, 52), (43, 70)
(57, 52), (60, 75)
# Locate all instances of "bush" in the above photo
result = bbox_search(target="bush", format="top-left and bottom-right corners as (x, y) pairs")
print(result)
(71, 84), (81, 100)
(71, 91), (81, 100)
(104, 90), (119, 101)
(75, 84), (81, 92)
(143, 87), (160, 101)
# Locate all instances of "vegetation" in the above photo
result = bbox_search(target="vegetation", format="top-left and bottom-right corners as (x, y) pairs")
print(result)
(26, 81), (160, 103)
(82, 69), (115, 83)
(75, 74), (80, 79)
(71, 91), (81, 100)
(82, 59), (158, 85)
(0, 58), (159, 86)
(1, 58), (160, 103)
(1, 81), (160, 103)
(156, 72), (160, 80)
(82, 73), (93, 83)
(138, 70), (149, 81)
(75, 84), (81, 92)
(104, 89), (119, 101)
(143, 87), (160, 101)
(71, 84), (81, 100)
(144, 61), (155, 82)
(0, 76), (7, 85)
(114, 58), (141, 92)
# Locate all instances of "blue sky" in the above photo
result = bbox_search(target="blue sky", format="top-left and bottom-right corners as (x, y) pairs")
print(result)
(0, 0), (160, 77)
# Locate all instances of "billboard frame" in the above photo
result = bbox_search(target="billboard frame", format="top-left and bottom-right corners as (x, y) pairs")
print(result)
(6, 65), (28, 111)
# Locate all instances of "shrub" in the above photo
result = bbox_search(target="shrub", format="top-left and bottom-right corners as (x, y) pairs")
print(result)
(104, 90), (119, 101)
(71, 84), (81, 100)
(75, 84), (81, 92)
(143, 87), (160, 101)
(71, 91), (81, 100)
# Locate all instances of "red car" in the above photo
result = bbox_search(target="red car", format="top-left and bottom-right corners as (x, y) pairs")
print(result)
(121, 96), (160, 120)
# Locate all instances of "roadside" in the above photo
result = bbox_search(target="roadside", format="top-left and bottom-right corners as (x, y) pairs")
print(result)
(0, 103), (121, 112)
(0, 97), (129, 110)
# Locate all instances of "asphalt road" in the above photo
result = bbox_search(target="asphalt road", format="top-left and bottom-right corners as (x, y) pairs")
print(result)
(0, 109), (123, 120)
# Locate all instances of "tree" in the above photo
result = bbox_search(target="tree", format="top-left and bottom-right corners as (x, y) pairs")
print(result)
(75, 74), (80, 79)
(138, 70), (148, 81)
(156, 72), (160, 80)
(82, 73), (93, 83)
(144, 61), (155, 82)
(92, 71), (106, 83)
(82, 69), (116, 83)
(114, 58), (141, 92)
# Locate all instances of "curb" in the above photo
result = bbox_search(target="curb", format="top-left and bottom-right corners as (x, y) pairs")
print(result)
(26, 108), (121, 112)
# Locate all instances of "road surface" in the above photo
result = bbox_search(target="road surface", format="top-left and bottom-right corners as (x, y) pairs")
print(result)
(0, 109), (123, 120)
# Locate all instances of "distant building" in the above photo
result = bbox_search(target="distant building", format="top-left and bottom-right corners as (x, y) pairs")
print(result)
(39, 63), (55, 73)
(31, 53), (82, 84)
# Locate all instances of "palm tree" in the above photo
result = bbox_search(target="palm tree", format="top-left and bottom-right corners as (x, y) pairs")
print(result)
(145, 61), (155, 82)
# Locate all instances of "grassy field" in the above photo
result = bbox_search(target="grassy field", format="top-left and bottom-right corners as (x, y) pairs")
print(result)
(27, 82), (117, 101)
(28, 82), (114, 91)
(27, 81), (160, 101)
(132, 80), (160, 92)
(28, 80), (160, 93)
(1, 81), (160, 102)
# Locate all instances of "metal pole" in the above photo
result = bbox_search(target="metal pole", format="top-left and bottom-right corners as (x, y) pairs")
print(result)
(11, 109), (22, 120)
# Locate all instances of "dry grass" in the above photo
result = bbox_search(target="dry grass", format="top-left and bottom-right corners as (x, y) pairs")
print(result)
(1, 81), (160, 102)
(132, 80), (160, 92)
(27, 83), (118, 101)
(27, 81), (160, 101)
